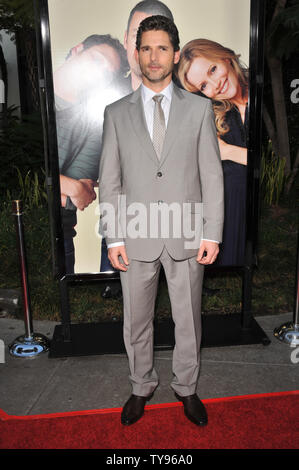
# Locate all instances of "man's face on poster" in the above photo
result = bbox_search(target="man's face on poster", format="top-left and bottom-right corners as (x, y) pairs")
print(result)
(65, 43), (121, 92)
(74, 44), (120, 88)
(124, 11), (150, 78)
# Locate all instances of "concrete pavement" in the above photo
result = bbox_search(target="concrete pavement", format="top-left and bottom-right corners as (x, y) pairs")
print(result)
(0, 312), (298, 416)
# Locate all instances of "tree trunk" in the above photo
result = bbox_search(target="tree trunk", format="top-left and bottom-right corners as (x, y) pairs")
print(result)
(262, 103), (279, 157)
(266, 53), (291, 175)
(266, 0), (291, 176)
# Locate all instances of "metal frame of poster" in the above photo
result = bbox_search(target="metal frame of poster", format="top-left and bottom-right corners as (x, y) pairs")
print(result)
(34, 0), (270, 357)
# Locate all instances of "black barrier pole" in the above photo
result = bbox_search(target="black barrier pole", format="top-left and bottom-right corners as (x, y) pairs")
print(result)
(240, 0), (266, 333)
(9, 200), (50, 358)
(59, 278), (71, 342)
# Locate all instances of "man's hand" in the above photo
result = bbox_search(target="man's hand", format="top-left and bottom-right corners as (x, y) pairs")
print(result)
(61, 194), (67, 207)
(70, 179), (97, 211)
(108, 245), (130, 272)
(197, 240), (219, 265)
(60, 175), (97, 210)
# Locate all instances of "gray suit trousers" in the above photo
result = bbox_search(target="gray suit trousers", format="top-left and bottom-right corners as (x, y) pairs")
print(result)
(120, 247), (204, 397)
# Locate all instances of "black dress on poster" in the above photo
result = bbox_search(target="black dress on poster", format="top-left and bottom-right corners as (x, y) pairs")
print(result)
(215, 105), (248, 266)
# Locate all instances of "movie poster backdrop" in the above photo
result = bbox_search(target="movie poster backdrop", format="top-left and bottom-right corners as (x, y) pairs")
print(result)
(46, 0), (251, 274)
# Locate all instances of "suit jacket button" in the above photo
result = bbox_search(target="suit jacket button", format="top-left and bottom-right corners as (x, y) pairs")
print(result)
(157, 171), (162, 177)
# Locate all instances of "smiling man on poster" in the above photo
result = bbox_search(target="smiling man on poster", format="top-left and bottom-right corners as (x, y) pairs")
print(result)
(99, 15), (224, 426)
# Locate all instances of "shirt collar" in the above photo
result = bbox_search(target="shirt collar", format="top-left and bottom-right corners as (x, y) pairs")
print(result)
(141, 81), (173, 105)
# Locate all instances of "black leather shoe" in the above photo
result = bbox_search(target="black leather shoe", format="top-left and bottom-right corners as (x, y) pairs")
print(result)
(121, 393), (154, 426)
(175, 393), (208, 426)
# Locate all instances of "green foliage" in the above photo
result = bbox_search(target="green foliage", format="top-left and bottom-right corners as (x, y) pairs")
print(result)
(6, 167), (47, 209)
(0, 203), (60, 320)
(0, 109), (45, 202)
(251, 202), (298, 316)
(268, 0), (299, 60)
(0, 0), (34, 37)
(261, 141), (286, 206)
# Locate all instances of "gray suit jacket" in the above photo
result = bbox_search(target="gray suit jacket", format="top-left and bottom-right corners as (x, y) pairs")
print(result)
(99, 83), (224, 262)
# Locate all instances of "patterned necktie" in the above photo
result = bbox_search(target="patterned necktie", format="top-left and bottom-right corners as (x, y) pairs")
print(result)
(152, 94), (166, 159)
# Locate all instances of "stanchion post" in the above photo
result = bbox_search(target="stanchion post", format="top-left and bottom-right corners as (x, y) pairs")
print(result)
(274, 232), (299, 346)
(9, 200), (50, 358)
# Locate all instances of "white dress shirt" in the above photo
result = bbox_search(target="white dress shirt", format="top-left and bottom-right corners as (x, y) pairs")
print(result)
(106, 81), (218, 248)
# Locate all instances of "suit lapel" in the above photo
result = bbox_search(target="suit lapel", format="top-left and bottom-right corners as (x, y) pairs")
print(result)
(128, 87), (159, 164)
(160, 84), (186, 166)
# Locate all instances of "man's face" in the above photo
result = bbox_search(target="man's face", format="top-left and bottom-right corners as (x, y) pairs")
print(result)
(54, 42), (121, 102)
(124, 11), (150, 79)
(74, 44), (120, 88)
(135, 29), (180, 89)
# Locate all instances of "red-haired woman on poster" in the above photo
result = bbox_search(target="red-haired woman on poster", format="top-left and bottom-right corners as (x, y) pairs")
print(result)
(177, 39), (248, 266)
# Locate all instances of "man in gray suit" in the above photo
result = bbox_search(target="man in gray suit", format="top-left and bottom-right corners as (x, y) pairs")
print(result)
(99, 15), (224, 426)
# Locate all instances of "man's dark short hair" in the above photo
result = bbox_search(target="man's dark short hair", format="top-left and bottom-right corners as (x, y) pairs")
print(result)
(127, 0), (173, 32)
(136, 15), (180, 52)
(81, 34), (121, 51)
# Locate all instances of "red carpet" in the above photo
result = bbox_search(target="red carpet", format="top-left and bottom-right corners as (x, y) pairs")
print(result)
(0, 391), (298, 449)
